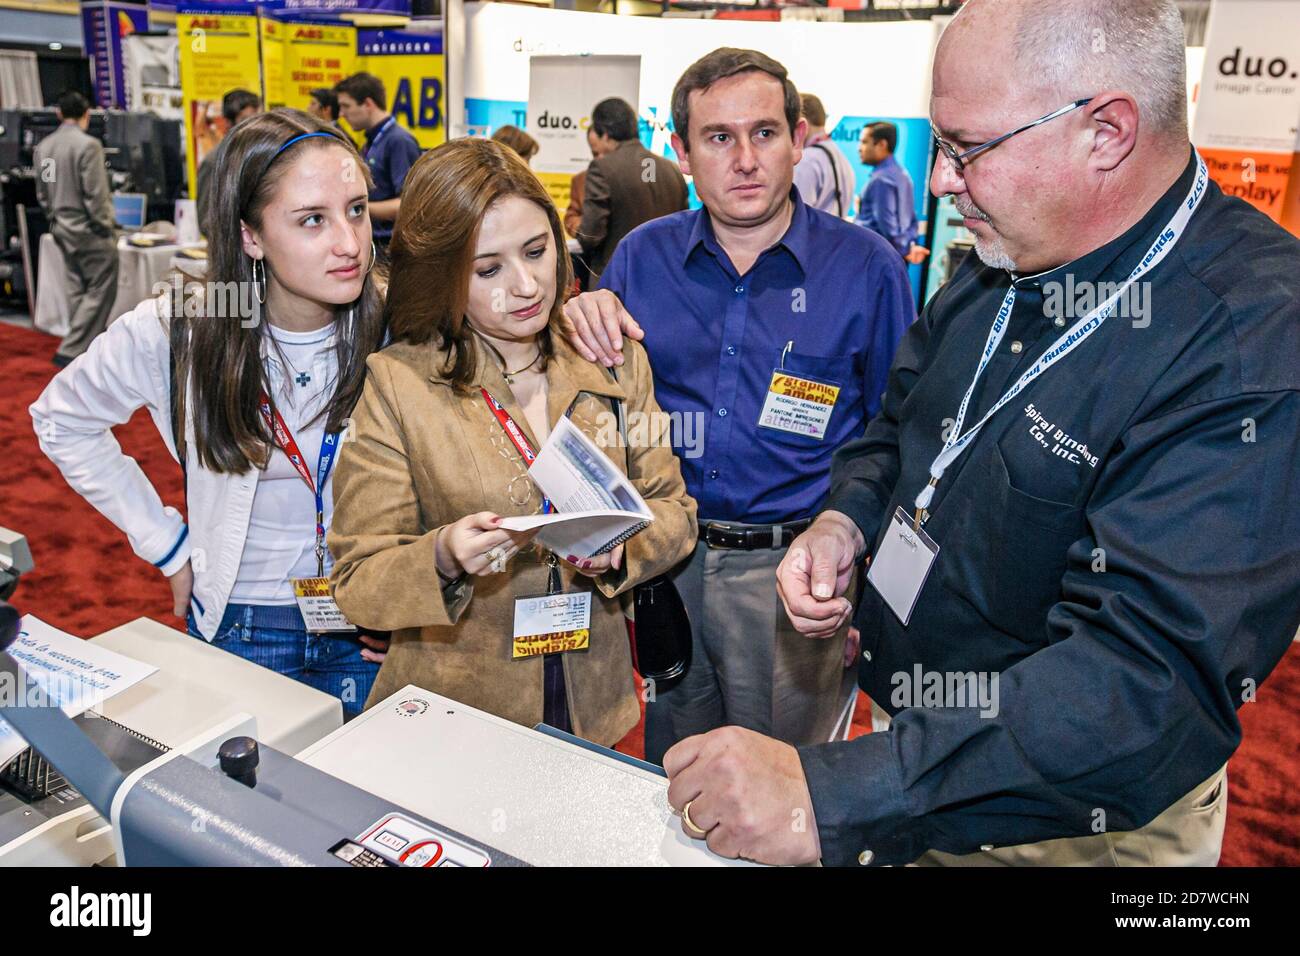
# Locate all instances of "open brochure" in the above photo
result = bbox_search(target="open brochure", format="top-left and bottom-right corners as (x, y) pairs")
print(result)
(498, 416), (653, 558)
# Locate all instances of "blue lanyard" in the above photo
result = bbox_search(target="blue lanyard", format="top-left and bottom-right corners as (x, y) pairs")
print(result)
(366, 116), (395, 157)
(260, 395), (340, 577)
(910, 154), (1209, 529)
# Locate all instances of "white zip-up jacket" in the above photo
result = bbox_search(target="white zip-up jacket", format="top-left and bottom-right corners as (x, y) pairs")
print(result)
(31, 297), (271, 640)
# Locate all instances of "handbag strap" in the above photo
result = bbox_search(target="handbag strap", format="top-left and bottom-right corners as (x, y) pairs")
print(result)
(810, 142), (844, 218)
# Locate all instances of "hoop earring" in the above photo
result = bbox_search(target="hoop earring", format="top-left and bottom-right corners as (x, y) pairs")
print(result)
(366, 240), (377, 275)
(252, 257), (267, 304)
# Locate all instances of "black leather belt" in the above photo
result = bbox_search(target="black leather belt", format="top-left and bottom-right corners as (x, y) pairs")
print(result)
(699, 519), (812, 551)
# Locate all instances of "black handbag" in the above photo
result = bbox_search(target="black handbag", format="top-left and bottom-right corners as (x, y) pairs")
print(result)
(605, 369), (692, 693)
(631, 573), (692, 692)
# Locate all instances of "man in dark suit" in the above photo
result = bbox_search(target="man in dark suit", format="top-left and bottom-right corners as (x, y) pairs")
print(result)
(577, 98), (688, 280)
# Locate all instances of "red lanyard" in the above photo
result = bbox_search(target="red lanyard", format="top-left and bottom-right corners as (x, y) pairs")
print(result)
(480, 387), (553, 513)
(259, 393), (340, 574)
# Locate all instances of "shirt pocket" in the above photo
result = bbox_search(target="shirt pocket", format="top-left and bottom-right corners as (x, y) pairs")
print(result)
(943, 443), (1085, 641)
(754, 352), (857, 449)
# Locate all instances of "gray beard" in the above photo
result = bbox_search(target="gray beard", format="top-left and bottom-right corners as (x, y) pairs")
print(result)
(972, 234), (1018, 272)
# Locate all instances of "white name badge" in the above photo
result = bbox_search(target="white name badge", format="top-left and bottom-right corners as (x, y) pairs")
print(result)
(292, 577), (358, 633)
(866, 507), (940, 626)
(512, 591), (592, 659)
(757, 370), (841, 440)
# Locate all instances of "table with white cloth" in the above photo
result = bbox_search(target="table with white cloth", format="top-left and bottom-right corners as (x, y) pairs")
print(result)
(33, 234), (203, 337)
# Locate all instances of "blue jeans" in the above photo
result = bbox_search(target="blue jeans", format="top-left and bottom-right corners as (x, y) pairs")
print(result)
(187, 603), (378, 719)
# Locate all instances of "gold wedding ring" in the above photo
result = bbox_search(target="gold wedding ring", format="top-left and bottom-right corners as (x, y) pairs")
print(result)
(681, 799), (706, 836)
(484, 546), (506, 574)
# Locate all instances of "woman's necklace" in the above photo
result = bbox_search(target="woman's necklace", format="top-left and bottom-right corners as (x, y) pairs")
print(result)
(474, 329), (542, 384)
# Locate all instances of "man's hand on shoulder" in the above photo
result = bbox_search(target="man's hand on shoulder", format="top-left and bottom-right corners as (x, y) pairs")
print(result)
(561, 289), (644, 367)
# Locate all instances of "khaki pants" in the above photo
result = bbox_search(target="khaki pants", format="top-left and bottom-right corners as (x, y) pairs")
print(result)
(910, 765), (1229, 866)
(645, 539), (857, 762)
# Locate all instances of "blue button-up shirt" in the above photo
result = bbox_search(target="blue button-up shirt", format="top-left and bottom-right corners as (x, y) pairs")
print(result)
(854, 155), (918, 258)
(363, 116), (422, 241)
(597, 190), (914, 524)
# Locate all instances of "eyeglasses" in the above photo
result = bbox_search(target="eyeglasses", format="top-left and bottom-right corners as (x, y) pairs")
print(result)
(932, 98), (1093, 172)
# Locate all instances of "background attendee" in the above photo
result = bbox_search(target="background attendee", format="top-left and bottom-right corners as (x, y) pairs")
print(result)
(563, 49), (914, 764)
(577, 97), (688, 281)
(565, 168), (589, 290)
(856, 121), (929, 264)
(668, 0), (1300, 868)
(329, 137), (696, 740)
(491, 124), (539, 165)
(792, 93), (856, 219)
(334, 72), (422, 248)
(31, 111), (389, 718)
(307, 87), (339, 124)
(196, 88), (261, 232)
(34, 91), (118, 367)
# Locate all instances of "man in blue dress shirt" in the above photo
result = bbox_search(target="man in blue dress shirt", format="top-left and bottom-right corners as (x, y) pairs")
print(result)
(856, 122), (930, 266)
(563, 48), (914, 764)
(334, 72), (422, 249)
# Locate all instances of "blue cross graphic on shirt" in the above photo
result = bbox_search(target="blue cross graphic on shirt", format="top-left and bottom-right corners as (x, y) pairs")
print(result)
(295, 371), (311, 386)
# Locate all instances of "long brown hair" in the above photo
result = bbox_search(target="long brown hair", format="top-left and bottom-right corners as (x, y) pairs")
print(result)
(171, 109), (386, 473)
(385, 136), (573, 389)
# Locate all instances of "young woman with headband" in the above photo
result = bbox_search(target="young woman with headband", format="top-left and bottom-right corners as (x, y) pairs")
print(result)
(31, 110), (388, 718)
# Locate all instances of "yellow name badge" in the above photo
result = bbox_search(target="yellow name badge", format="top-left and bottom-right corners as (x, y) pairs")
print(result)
(758, 370), (841, 440)
(512, 592), (592, 660)
(291, 576), (358, 633)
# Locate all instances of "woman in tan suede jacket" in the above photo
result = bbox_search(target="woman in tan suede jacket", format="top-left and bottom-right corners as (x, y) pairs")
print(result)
(328, 138), (696, 746)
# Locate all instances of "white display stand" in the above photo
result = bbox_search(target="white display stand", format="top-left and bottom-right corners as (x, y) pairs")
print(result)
(34, 235), (190, 338)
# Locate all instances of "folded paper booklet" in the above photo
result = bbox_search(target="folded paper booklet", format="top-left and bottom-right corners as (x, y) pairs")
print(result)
(0, 615), (158, 768)
(498, 416), (653, 558)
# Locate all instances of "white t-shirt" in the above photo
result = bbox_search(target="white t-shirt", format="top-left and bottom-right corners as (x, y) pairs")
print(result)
(231, 323), (341, 605)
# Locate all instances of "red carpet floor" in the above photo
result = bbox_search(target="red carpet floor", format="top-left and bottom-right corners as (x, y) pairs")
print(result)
(2, 321), (1296, 864)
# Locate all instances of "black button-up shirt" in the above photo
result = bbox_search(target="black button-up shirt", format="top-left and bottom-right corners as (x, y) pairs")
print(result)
(799, 151), (1300, 866)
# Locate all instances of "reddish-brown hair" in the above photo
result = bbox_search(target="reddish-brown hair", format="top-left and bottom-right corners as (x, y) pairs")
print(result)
(385, 137), (573, 389)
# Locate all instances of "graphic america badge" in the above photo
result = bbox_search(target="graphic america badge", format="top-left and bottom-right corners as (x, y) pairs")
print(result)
(395, 698), (429, 717)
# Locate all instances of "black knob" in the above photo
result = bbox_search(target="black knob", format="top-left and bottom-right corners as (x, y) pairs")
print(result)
(218, 736), (260, 788)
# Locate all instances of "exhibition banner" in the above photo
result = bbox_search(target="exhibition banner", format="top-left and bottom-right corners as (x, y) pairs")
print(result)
(279, 18), (359, 115)
(355, 28), (446, 150)
(261, 14), (286, 109)
(123, 32), (183, 117)
(281, 0), (410, 14)
(527, 55), (640, 211)
(162, 0), (410, 13)
(177, 9), (261, 198)
(1192, 0), (1300, 233)
(80, 0), (150, 109)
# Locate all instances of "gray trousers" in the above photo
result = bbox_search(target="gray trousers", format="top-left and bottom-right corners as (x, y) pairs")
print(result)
(55, 233), (119, 360)
(644, 539), (857, 764)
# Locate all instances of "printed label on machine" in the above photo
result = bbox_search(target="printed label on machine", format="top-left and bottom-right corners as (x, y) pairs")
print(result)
(355, 812), (491, 867)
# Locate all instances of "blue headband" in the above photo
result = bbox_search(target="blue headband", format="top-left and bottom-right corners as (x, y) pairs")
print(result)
(275, 131), (334, 156)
